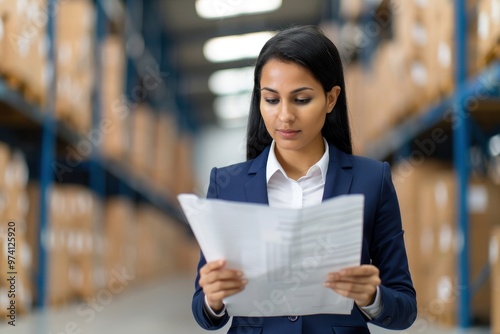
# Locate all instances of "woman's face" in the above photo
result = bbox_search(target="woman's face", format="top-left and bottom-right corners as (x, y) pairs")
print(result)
(259, 59), (340, 157)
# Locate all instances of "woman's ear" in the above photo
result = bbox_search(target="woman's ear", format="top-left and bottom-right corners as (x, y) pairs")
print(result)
(326, 86), (341, 113)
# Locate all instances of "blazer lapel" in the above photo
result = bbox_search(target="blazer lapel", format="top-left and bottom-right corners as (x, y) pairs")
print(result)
(245, 146), (270, 205)
(322, 144), (354, 200)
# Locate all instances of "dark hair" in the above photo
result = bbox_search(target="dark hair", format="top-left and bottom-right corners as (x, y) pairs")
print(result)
(246, 25), (352, 160)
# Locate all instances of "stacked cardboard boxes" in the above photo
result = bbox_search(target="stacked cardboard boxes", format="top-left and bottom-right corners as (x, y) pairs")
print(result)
(0, 144), (32, 320)
(135, 204), (186, 281)
(392, 0), (479, 106)
(56, 0), (95, 132)
(174, 135), (196, 195)
(27, 184), (101, 306)
(104, 197), (137, 282)
(0, 0), (95, 132)
(152, 112), (178, 194)
(0, 0), (48, 102)
(101, 35), (129, 161)
(477, 0), (500, 68)
(130, 104), (156, 178)
(394, 161), (500, 327)
(344, 0), (489, 151)
(345, 64), (368, 153)
(393, 0), (441, 106)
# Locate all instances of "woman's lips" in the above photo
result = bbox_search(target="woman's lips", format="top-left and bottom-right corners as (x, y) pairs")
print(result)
(277, 129), (300, 139)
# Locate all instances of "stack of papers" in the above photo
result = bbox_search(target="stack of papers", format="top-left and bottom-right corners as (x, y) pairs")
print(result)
(178, 194), (364, 317)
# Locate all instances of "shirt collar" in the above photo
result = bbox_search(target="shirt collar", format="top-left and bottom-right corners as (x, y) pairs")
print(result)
(266, 139), (329, 184)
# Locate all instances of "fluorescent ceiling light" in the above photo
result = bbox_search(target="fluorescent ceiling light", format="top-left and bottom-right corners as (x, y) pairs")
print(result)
(196, 0), (282, 19)
(489, 134), (500, 156)
(214, 92), (251, 121)
(204, 31), (276, 63)
(209, 66), (254, 95)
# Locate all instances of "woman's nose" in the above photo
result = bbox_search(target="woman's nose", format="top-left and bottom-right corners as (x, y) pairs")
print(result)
(278, 102), (295, 122)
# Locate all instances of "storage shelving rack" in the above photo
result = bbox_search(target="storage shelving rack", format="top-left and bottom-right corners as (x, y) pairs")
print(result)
(0, 0), (193, 308)
(356, 0), (500, 329)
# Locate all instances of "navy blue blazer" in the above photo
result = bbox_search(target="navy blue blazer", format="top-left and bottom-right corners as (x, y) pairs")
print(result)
(192, 144), (417, 334)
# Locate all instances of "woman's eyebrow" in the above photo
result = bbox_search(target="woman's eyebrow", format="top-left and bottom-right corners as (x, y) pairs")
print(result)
(260, 87), (314, 94)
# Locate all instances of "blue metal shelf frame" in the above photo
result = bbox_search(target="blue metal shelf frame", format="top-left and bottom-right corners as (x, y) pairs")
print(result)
(360, 1), (500, 328)
(36, 0), (58, 307)
(454, 0), (471, 327)
(90, 0), (107, 200)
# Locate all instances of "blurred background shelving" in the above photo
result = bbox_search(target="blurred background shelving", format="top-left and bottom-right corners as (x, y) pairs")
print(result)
(0, 0), (499, 333)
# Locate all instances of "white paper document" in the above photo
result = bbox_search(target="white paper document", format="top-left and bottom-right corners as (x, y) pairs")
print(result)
(178, 193), (364, 317)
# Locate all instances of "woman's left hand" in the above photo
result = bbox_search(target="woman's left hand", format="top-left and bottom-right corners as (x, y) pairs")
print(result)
(324, 265), (381, 307)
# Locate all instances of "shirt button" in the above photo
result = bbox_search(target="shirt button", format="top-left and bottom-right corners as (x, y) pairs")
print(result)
(288, 316), (298, 322)
(382, 317), (391, 326)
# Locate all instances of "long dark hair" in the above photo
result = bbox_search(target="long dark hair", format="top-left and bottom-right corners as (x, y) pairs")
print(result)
(246, 25), (352, 160)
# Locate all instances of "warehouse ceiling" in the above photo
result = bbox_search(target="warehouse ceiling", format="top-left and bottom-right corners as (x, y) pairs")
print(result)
(161, 0), (328, 126)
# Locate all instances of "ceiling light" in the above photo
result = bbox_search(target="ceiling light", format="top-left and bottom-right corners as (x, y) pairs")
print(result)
(214, 92), (251, 121)
(195, 0), (282, 19)
(204, 31), (276, 63)
(489, 134), (500, 156)
(209, 66), (254, 95)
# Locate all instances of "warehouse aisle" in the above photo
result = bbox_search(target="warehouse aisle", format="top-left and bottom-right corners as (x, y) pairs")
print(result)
(4, 275), (228, 334)
(0, 275), (490, 334)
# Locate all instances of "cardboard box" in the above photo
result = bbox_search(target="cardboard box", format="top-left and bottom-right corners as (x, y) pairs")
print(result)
(477, 0), (500, 69)
(104, 197), (137, 280)
(393, 160), (500, 326)
(345, 64), (367, 153)
(392, 160), (450, 311)
(130, 104), (156, 176)
(152, 112), (178, 193)
(339, 0), (364, 19)
(101, 36), (128, 160)
(0, 143), (10, 188)
(0, 0), (48, 105)
(26, 184), (101, 306)
(414, 167), (499, 326)
(55, 0), (95, 132)
(174, 135), (196, 195)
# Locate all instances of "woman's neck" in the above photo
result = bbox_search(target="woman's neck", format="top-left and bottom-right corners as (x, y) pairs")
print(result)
(274, 141), (325, 181)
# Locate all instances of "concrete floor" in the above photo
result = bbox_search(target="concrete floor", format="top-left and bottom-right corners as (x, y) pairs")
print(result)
(0, 275), (491, 334)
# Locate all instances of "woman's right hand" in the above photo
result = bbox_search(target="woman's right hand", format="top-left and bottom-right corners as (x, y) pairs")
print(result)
(199, 259), (247, 312)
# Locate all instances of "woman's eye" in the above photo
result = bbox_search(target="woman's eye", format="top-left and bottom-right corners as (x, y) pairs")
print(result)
(264, 98), (279, 104)
(295, 98), (311, 104)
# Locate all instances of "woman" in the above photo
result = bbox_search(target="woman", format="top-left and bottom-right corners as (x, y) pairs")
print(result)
(192, 26), (416, 333)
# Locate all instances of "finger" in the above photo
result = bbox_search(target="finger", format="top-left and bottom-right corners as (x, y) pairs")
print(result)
(207, 286), (247, 302)
(200, 269), (243, 287)
(327, 273), (381, 286)
(203, 279), (248, 295)
(200, 259), (226, 275)
(324, 281), (376, 294)
(337, 265), (379, 277)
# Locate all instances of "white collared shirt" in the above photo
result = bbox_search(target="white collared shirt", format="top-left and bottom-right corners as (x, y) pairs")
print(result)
(266, 139), (329, 208)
